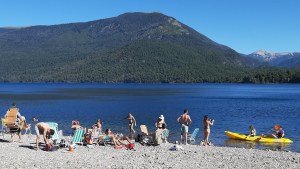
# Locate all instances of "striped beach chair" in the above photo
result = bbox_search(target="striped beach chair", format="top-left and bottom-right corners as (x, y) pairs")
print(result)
(162, 129), (169, 143)
(72, 128), (84, 145)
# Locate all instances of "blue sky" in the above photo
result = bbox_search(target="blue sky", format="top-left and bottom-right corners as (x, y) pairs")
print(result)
(0, 0), (299, 54)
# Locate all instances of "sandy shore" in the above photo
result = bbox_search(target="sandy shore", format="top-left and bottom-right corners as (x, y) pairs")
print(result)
(0, 134), (299, 169)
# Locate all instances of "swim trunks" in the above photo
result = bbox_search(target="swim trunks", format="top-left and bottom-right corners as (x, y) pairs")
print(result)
(181, 124), (189, 134)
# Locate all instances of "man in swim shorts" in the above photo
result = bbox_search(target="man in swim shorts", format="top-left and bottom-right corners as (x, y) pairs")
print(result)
(177, 109), (192, 145)
(35, 122), (55, 150)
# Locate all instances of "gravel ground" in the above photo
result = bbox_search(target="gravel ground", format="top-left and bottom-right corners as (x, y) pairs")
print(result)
(0, 134), (299, 169)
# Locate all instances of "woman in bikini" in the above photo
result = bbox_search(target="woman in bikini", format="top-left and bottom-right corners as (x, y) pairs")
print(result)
(126, 112), (136, 135)
(203, 115), (214, 146)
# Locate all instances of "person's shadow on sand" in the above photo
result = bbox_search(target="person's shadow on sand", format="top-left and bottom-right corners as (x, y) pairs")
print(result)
(19, 145), (36, 150)
(0, 139), (10, 143)
(19, 143), (46, 150)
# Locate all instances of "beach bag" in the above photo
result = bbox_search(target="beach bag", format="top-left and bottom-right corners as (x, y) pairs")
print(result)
(59, 139), (67, 148)
(45, 143), (56, 151)
(135, 134), (143, 142)
(125, 143), (135, 150)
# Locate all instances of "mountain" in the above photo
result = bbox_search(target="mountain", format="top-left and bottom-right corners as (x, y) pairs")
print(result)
(247, 50), (300, 68)
(0, 12), (299, 83)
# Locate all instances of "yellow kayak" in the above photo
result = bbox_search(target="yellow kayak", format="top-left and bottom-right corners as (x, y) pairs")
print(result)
(225, 131), (293, 143)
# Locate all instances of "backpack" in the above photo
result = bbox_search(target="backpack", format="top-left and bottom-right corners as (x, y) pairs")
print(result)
(45, 143), (57, 151)
(135, 134), (143, 142)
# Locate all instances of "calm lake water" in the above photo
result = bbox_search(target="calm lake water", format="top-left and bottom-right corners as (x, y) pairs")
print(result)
(0, 83), (299, 152)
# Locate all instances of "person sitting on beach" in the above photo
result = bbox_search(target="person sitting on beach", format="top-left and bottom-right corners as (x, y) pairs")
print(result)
(155, 115), (166, 129)
(177, 109), (192, 145)
(35, 122), (55, 150)
(249, 125), (256, 136)
(71, 120), (81, 131)
(100, 129), (132, 147)
(5, 102), (25, 142)
(92, 118), (102, 132)
(203, 115), (214, 146)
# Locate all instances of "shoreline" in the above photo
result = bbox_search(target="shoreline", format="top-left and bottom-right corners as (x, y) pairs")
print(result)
(0, 134), (299, 169)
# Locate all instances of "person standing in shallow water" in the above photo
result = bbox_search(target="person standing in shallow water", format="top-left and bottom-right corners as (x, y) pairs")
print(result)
(125, 112), (136, 138)
(177, 109), (192, 145)
(203, 115), (214, 146)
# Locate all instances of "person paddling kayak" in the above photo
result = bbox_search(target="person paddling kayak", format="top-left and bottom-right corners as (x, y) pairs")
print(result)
(268, 125), (284, 138)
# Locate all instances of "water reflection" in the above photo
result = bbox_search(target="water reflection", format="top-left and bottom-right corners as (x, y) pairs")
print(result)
(225, 139), (292, 151)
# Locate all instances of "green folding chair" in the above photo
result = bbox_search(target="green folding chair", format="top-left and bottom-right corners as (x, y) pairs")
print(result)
(188, 128), (199, 144)
(72, 128), (84, 145)
(46, 122), (61, 145)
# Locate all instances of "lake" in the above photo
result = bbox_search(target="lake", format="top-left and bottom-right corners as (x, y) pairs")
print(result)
(0, 83), (299, 152)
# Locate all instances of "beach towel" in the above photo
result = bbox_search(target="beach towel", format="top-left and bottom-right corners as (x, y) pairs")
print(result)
(125, 143), (135, 150)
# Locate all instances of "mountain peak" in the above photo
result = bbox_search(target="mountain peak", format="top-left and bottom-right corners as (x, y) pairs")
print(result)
(247, 49), (300, 67)
(253, 49), (275, 56)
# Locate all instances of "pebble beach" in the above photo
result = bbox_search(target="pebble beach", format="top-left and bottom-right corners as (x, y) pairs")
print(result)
(0, 134), (299, 169)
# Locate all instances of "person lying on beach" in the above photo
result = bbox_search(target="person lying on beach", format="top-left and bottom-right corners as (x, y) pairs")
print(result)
(35, 122), (55, 150)
(99, 129), (132, 146)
